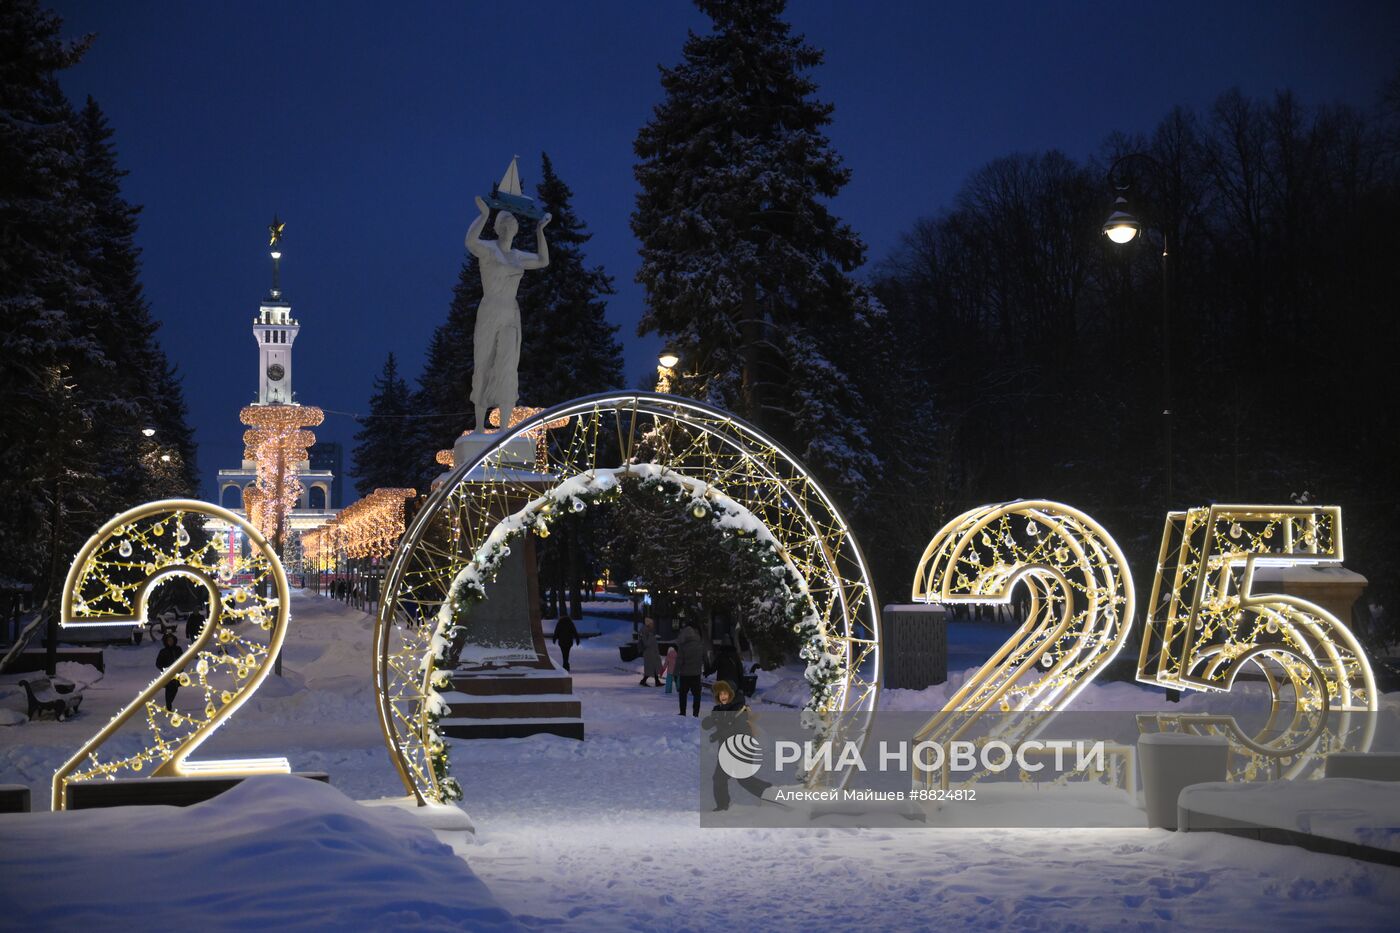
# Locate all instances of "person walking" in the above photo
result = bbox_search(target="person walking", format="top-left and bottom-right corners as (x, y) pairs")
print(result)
(552, 613), (579, 671)
(703, 680), (773, 810)
(638, 617), (663, 687)
(156, 632), (182, 711)
(675, 620), (705, 716)
(660, 646), (678, 694)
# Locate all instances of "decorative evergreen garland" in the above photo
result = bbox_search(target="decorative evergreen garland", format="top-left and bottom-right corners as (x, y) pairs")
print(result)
(420, 463), (844, 802)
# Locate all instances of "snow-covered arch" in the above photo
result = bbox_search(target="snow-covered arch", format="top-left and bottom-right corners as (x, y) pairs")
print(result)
(374, 392), (882, 805)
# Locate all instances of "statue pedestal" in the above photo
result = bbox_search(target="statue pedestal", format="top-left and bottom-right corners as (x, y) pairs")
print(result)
(453, 431), (536, 472)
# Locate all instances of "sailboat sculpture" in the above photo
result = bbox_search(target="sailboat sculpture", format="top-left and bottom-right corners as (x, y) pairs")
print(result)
(483, 156), (545, 221)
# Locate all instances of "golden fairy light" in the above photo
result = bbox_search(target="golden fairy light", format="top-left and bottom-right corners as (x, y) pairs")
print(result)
(53, 500), (291, 810)
(238, 404), (323, 546)
(377, 392), (881, 805)
(1136, 504), (1377, 779)
(910, 500), (1135, 787)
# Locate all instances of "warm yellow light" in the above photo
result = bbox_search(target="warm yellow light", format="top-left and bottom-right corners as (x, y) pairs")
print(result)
(1135, 504), (1376, 780)
(376, 393), (882, 805)
(1104, 223), (1139, 244)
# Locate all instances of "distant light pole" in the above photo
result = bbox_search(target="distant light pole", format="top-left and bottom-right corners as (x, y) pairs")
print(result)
(656, 347), (680, 394)
(1103, 152), (1175, 507)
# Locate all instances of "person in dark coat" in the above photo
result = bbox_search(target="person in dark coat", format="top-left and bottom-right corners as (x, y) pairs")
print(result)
(674, 620), (705, 716)
(185, 605), (206, 644)
(638, 617), (663, 687)
(702, 680), (772, 810)
(553, 613), (579, 671)
(156, 632), (182, 711)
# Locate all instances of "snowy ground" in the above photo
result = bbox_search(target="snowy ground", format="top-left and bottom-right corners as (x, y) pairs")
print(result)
(3, 589), (1399, 930)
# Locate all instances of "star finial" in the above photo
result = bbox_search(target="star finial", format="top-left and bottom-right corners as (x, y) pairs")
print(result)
(268, 216), (286, 248)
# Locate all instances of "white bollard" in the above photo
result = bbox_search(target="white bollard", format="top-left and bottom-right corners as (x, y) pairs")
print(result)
(1137, 732), (1230, 830)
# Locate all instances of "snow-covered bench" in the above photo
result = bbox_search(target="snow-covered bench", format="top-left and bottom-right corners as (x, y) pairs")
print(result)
(19, 676), (84, 721)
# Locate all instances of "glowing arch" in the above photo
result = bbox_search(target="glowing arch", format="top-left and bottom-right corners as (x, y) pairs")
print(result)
(375, 392), (882, 805)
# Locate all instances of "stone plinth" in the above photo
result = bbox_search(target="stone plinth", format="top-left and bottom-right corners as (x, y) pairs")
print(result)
(452, 431), (537, 471)
(1251, 565), (1367, 625)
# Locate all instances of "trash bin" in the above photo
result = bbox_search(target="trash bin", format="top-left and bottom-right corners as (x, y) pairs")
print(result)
(1137, 732), (1230, 830)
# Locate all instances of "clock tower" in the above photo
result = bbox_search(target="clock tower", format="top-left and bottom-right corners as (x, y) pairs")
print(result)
(256, 216), (298, 405)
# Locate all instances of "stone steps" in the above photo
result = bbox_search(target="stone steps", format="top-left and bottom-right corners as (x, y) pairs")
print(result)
(444, 667), (584, 740)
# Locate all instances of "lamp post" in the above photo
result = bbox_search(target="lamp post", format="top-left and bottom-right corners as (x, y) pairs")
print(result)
(1102, 152), (1175, 508)
(656, 347), (680, 394)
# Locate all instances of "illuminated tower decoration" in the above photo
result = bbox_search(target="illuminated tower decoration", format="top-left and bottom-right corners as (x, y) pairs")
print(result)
(257, 216), (298, 405)
(215, 218), (334, 550)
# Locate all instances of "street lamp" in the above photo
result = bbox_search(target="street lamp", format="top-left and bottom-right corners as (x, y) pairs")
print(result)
(141, 426), (157, 437)
(1101, 196), (1141, 245)
(656, 347), (679, 394)
(1102, 152), (1175, 507)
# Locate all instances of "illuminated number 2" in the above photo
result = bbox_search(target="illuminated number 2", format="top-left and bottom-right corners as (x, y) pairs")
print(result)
(910, 501), (1135, 758)
(52, 500), (291, 809)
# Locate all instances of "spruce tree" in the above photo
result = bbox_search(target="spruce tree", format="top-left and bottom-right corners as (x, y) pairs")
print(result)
(517, 153), (623, 406)
(75, 97), (198, 501)
(632, 0), (880, 502)
(0, 1), (101, 593)
(410, 261), (477, 485)
(352, 353), (415, 495)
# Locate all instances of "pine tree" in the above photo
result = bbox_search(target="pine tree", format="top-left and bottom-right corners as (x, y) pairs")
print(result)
(632, 0), (880, 502)
(352, 353), (416, 495)
(517, 153), (623, 406)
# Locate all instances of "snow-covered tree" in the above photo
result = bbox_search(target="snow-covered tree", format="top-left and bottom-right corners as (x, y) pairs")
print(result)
(352, 353), (416, 495)
(0, 2), (198, 605)
(0, 1), (104, 595)
(632, 0), (880, 501)
(517, 153), (623, 406)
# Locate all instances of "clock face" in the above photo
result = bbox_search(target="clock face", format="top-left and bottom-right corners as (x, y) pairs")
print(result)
(267, 363), (285, 382)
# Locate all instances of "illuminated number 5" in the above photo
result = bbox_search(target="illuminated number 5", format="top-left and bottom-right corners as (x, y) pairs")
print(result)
(1136, 505), (1376, 774)
(52, 500), (291, 810)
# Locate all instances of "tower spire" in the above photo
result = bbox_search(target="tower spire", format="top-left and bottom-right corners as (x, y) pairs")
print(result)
(268, 215), (286, 301)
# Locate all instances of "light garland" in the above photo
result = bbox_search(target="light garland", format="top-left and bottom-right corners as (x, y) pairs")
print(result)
(1135, 504), (1377, 779)
(910, 501), (1135, 787)
(375, 392), (881, 805)
(238, 404), (323, 544)
(52, 499), (291, 809)
(307, 488), (416, 565)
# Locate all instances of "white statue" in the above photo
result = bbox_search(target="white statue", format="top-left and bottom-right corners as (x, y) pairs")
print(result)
(465, 161), (551, 433)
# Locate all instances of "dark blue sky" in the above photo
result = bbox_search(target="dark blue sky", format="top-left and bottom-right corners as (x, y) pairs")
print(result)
(52, 1), (1400, 500)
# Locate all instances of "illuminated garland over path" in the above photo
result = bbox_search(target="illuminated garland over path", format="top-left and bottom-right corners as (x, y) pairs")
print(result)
(376, 392), (882, 805)
(303, 487), (416, 568)
(53, 500), (290, 809)
(1136, 504), (1377, 780)
(240, 404), (324, 544)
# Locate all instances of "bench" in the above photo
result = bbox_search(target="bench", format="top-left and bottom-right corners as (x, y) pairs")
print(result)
(18, 676), (84, 721)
